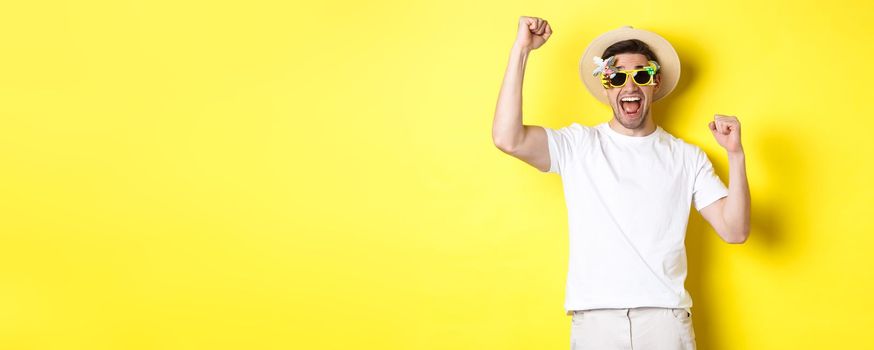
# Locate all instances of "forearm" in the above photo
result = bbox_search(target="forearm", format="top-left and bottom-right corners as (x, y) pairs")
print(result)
(492, 44), (531, 150)
(723, 149), (751, 241)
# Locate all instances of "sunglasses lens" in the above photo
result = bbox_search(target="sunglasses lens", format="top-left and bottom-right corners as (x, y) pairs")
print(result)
(609, 73), (627, 87)
(633, 71), (652, 85)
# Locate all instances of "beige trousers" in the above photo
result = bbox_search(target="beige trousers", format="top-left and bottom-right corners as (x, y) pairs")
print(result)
(570, 307), (696, 350)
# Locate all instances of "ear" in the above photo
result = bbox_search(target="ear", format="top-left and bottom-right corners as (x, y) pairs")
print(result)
(654, 73), (661, 92)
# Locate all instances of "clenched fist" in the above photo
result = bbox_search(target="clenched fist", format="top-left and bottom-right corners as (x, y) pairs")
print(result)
(709, 114), (743, 153)
(515, 16), (552, 51)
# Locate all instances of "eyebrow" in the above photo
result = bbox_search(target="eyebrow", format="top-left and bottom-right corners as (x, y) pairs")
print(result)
(616, 65), (645, 69)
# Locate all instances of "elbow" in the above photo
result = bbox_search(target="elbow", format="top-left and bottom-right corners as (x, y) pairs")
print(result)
(725, 229), (750, 244)
(492, 124), (523, 154)
(726, 237), (747, 244)
(493, 137), (517, 154)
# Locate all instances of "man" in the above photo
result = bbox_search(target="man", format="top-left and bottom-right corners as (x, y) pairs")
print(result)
(492, 17), (751, 350)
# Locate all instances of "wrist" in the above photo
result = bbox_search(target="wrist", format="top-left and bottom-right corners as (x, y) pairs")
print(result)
(728, 148), (745, 158)
(512, 42), (532, 54)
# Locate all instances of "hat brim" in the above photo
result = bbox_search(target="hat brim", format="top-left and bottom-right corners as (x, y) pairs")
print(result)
(580, 26), (681, 105)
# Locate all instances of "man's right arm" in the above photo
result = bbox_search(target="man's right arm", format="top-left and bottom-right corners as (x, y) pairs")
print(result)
(492, 16), (553, 172)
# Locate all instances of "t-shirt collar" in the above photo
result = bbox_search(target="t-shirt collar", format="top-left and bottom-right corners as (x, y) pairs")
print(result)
(599, 122), (661, 142)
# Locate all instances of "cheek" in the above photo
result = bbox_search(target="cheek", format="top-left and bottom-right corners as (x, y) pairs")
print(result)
(644, 88), (657, 100)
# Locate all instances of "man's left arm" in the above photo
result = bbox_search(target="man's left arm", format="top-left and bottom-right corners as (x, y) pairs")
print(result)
(700, 114), (751, 244)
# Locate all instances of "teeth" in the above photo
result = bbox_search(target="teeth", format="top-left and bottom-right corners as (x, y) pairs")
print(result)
(620, 97), (641, 102)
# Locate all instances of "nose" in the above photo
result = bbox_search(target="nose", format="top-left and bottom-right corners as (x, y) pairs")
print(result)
(621, 77), (641, 94)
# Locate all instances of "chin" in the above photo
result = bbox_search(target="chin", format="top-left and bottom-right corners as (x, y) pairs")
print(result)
(615, 110), (647, 129)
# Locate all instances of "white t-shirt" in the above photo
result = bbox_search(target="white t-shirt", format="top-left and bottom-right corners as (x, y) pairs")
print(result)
(542, 121), (728, 316)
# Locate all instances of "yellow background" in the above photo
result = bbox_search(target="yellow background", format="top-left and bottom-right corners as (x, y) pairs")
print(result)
(1, 0), (872, 349)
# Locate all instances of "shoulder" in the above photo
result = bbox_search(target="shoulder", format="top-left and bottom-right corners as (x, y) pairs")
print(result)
(546, 122), (596, 140)
(658, 127), (704, 160)
(564, 122), (595, 133)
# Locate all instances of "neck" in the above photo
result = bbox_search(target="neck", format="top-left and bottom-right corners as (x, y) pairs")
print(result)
(608, 112), (657, 136)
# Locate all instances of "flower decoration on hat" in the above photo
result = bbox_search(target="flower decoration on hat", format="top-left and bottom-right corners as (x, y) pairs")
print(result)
(592, 56), (617, 78)
(646, 60), (660, 75)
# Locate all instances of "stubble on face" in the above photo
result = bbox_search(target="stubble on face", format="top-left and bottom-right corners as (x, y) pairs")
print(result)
(604, 53), (660, 134)
(612, 103), (649, 130)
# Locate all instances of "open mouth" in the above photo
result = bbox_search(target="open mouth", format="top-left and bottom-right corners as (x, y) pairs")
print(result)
(619, 96), (642, 117)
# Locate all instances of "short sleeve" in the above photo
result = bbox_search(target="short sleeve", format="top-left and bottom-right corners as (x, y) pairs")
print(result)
(542, 123), (586, 175)
(692, 147), (729, 211)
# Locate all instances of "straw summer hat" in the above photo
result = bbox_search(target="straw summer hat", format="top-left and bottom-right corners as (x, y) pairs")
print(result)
(580, 25), (681, 105)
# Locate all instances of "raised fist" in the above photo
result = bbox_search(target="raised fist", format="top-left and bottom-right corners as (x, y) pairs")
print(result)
(709, 114), (743, 153)
(515, 16), (552, 51)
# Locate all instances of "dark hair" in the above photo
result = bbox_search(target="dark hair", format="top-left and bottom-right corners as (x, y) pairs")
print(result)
(602, 39), (659, 65)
